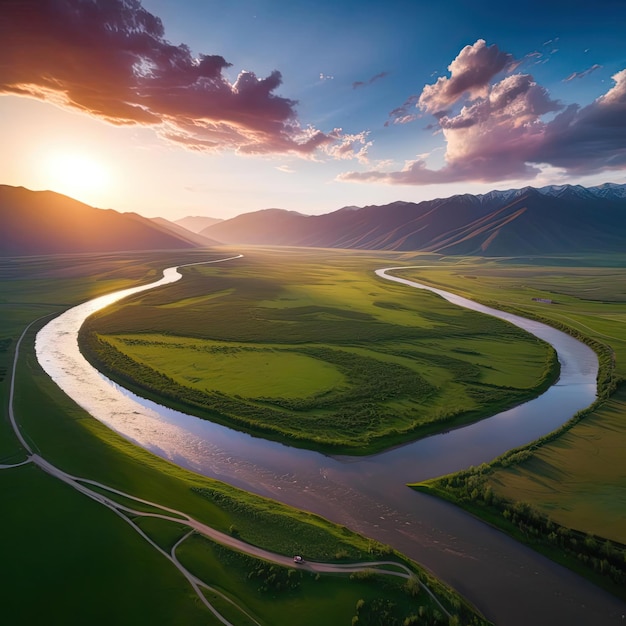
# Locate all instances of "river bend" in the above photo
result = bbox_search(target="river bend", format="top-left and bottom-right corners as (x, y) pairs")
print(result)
(35, 258), (625, 625)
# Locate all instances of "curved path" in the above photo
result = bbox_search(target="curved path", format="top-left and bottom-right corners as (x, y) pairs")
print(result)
(33, 257), (626, 625)
(5, 261), (448, 626)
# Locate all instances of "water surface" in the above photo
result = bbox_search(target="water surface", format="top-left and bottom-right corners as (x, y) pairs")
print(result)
(36, 258), (625, 625)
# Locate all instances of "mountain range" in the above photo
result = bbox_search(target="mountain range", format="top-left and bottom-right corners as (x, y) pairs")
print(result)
(0, 185), (216, 256)
(199, 183), (626, 255)
(1, 183), (625, 257)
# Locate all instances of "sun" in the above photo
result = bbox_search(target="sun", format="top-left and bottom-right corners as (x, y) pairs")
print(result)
(43, 150), (111, 198)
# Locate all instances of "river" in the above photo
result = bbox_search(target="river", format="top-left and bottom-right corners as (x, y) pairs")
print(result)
(35, 256), (625, 625)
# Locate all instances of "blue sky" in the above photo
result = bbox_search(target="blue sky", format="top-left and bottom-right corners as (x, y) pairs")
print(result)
(1, 0), (625, 219)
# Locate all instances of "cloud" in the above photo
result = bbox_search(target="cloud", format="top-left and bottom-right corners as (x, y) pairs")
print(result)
(563, 64), (602, 82)
(322, 130), (372, 163)
(341, 41), (626, 186)
(537, 69), (626, 173)
(386, 95), (420, 126)
(418, 39), (513, 115)
(0, 0), (358, 157)
(352, 71), (390, 89)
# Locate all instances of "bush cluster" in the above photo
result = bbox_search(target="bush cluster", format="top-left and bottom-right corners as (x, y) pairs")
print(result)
(436, 467), (626, 588)
(247, 564), (302, 593)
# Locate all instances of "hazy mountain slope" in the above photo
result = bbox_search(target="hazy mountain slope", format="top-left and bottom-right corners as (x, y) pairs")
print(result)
(150, 216), (220, 246)
(0, 186), (204, 256)
(199, 209), (311, 245)
(175, 215), (223, 233)
(202, 184), (626, 255)
(430, 190), (626, 255)
(4, 183), (624, 257)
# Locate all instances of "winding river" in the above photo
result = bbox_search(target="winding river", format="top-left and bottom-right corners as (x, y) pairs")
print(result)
(35, 256), (625, 625)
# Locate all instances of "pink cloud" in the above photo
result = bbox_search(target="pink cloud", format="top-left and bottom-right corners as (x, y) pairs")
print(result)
(597, 68), (626, 106)
(438, 73), (561, 171)
(386, 95), (421, 126)
(536, 69), (626, 173)
(563, 64), (602, 82)
(323, 131), (372, 163)
(0, 0), (357, 157)
(418, 39), (513, 115)
(342, 41), (626, 186)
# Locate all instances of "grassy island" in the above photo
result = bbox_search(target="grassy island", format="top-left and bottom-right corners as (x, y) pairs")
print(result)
(1, 250), (489, 626)
(79, 247), (557, 454)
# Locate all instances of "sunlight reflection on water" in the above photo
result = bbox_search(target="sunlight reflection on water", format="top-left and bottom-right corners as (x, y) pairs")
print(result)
(35, 259), (598, 511)
(33, 258), (621, 626)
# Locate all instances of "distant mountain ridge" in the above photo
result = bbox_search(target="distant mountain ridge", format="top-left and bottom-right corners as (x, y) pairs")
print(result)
(475, 182), (626, 203)
(150, 216), (219, 247)
(174, 215), (223, 233)
(0, 186), (210, 256)
(2, 183), (625, 257)
(200, 183), (626, 255)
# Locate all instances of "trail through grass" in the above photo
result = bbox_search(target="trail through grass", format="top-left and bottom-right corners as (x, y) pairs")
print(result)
(1, 249), (487, 626)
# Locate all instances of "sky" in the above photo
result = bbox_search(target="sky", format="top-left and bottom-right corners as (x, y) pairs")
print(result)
(1, 0), (625, 221)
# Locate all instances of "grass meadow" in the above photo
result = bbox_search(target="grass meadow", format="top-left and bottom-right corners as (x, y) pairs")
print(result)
(0, 250), (485, 626)
(175, 533), (450, 626)
(405, 254), (626, 596)
(80, 247), (556, 453)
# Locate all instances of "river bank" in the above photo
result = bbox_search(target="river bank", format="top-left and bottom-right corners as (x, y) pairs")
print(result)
(34, 256), (626, 625)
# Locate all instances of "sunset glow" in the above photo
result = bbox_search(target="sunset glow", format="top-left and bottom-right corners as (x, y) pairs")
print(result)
(2, 4), (626, 622)
(42, 151), (111, 198)
(1, 0), (625, 220)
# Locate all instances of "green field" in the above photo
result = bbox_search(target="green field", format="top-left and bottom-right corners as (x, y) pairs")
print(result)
(487, 387), (626, 541)
(406, 255), (626, 595)
(104, 335), (347, 399)
(6, 247), (624, 616)
(80, 247), (556, 453)
(175, 533), (451, 626)
(0, 250), (487, 626)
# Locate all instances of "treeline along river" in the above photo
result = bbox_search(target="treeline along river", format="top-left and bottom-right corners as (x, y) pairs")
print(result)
(35, 257), (626, 626)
